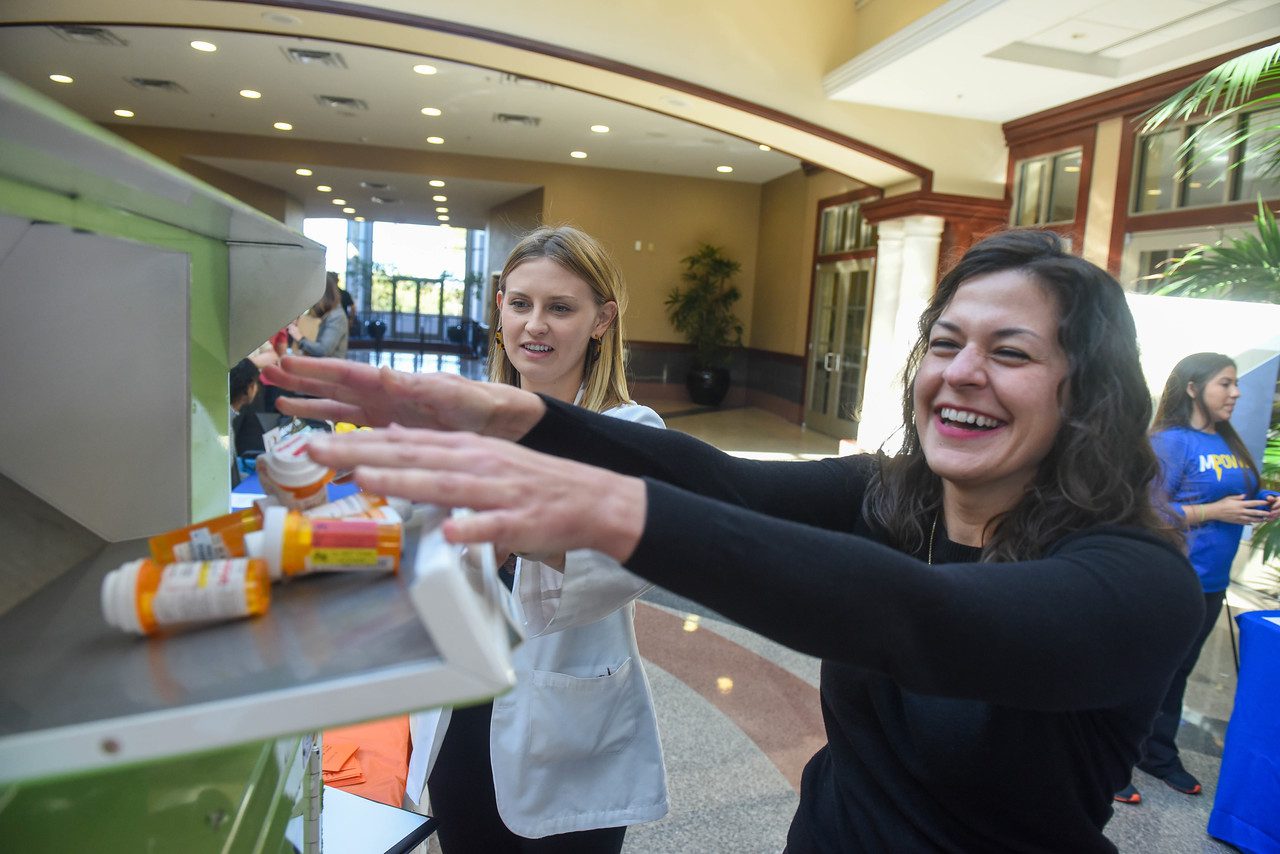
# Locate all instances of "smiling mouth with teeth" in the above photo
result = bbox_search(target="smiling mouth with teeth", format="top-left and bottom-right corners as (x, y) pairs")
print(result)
(939, 406), (1003, 430)
(523, 343), (553, 352)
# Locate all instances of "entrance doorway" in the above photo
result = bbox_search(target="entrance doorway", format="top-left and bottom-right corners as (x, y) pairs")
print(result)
(804, 258), (874, 439)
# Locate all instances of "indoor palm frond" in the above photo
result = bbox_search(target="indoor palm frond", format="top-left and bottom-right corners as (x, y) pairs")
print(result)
(1154, 199), (1280, 301)
(1141, 42), (1280, 183)
(1251, 429), (1280, 562)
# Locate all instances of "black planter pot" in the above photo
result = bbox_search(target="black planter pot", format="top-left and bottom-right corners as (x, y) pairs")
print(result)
(685, 366), (731, 407)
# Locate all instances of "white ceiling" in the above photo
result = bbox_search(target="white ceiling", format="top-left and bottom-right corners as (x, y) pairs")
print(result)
(0, 24), (800, 228)
(828, 0), (1280, 122)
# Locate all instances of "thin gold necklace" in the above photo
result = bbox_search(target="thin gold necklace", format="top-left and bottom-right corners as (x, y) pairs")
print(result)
(928, 515), (938, 565)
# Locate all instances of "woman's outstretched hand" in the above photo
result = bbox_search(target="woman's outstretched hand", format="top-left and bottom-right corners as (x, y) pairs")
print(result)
(304, 426), (648, 563)
(260, 356), (546, 440)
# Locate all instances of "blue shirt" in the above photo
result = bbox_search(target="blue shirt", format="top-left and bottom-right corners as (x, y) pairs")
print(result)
(1152, 426), (1274, 592)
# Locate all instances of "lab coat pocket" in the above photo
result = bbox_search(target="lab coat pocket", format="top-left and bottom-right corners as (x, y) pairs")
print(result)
(527, 656), (638, 762)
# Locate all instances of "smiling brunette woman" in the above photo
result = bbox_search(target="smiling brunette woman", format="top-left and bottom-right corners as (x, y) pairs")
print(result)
(266, 229), (1202, 853)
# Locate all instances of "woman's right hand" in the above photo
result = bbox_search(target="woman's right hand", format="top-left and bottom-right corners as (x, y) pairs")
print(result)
(1201, 495), (1273, 525)
(260, 356), (547, 439)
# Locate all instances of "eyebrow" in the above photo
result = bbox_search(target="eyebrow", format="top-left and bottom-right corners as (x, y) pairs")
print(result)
(932, 319), (1045, 341)
(505, 289), (583, 302)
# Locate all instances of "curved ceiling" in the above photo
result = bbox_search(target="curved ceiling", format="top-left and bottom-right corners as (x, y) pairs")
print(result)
(0, 0), (931, 193)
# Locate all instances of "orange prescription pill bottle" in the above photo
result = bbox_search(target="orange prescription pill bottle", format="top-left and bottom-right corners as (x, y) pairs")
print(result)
(257, 431), (333, 511)
(304, 493), (411, 521)
(247, 505), (402, 579)
(101, 558), (270, 635)
(148, 507), (264, 564)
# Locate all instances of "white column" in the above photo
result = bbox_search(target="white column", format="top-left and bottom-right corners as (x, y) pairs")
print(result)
(857, 214), (944, 454)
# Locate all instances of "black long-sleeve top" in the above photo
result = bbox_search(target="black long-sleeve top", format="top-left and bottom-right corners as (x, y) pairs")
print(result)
(521, 398), (1204, 852)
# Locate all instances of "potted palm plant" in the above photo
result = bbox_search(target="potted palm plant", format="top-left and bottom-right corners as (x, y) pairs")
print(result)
(664, 243), (743, 406)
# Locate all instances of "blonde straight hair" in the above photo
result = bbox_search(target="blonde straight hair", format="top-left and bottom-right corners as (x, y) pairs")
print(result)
(488, 226), (631, 413)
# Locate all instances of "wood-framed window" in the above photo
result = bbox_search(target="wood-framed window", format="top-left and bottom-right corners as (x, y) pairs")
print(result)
(1010, 148), (1084, 227)
(1132, 105), (1280, 214)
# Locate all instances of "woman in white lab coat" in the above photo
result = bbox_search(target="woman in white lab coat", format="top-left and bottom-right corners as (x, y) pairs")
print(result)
(424, 226), (668, 851)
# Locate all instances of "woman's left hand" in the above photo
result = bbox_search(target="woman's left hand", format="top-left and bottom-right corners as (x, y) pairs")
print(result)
(304, 427), (647, 563)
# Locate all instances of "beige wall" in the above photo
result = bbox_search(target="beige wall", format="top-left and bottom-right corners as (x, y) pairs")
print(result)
(752, 170), (871, 356)
(487, 188), (546, 282)
(1082, 117), (1124, 269)
(114, 124), (763, 344)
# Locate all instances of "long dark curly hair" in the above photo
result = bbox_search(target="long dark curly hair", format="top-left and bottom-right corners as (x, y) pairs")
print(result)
(866, 229), (1180, 561)
(1153, 352), (1259, 492)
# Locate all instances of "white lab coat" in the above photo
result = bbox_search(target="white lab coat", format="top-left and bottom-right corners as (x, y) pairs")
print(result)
(408, 402), (669, 838)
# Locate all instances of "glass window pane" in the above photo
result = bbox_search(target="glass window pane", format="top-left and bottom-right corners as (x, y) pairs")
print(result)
(1136, 129), (1180, 212)
(1183, 121), (1234, 207)
(1015, 159), (1044, 225)
(1239, 107), (1280, 202)
(818, 209), (834, 254)
(1046, 151), (1081, 223)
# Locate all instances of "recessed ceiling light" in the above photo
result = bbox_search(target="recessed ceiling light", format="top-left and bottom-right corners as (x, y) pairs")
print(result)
(342, 207), (355, 214)
(438, 215), (450, 222)
(432, 195), (447, 202)
(1063, 165), (1080, 173)
(413, 64), (437, 75)
(190, 40), (217, 53)
(332, 198), (347, 205)
(590, 125), (610, 133)
(49, 74), (73, 84)
(295, 168), (313, 176)
(570, 150), (588, 159)
(273, 121), (293, 131)
(316, 184), (332, 192)
(239, 89), (261, 99)
(420, 107), (442, 117)
(1146, 189), (1161, 196)
(354, 216), (365, 222)
(436, 207), (449, 213)
(428, 179), (445, 187)
(716, 165), (734, 173)
(113, 109), (135, 118)
(426, 136), (444, 145)
(758, 144), (771, 151)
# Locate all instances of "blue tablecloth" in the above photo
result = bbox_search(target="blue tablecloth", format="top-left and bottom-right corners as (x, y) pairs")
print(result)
(232, 473), (360, 502)
(1208, 610), (1280, 854)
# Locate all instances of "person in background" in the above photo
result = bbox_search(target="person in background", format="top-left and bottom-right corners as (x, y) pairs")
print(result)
(338, 279), (358, 337)
(229, 358), (264, 486)
(266, 229), (1204, 853)
(1114, 352), (1280, 804)
(289, 271), (349, 360)
(328, 226), (670, 852)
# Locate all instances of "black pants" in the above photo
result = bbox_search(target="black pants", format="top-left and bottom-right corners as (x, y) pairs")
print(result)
(426, 701), (627, 854)
(1139, 590), (1225, 776)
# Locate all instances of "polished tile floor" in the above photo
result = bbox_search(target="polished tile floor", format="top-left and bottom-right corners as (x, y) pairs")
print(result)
(361, 350), (1266, 853)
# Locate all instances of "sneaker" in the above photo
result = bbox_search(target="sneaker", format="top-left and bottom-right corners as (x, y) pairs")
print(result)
(1157, 768), (1202, 795)
(1113, 784), (1142, 804)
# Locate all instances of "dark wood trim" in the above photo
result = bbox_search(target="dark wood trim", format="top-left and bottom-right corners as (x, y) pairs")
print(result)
(861, 191), (1009, 224)
(1002, 37), (1280, 147)
(205, 0), (933, 188)
(1107, 113), (1141, 275)
(815, 248), (878, 263)
(1126, 203), (1273, 233)
(816, 186), (884, 209)
(627, 340), (694, 352)
(745, 347), (806, 367)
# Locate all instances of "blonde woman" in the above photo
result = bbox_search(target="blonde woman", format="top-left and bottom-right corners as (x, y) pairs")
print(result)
(288, 271), (349, 359)
(433, 227), (669, 851)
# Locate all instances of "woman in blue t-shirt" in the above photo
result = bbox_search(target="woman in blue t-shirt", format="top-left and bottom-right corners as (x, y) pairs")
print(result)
(1115, 352), (1279, 804)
